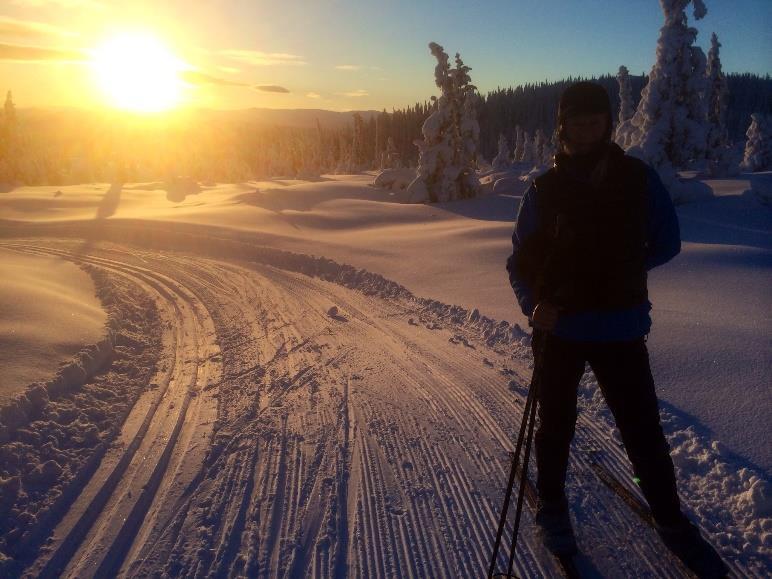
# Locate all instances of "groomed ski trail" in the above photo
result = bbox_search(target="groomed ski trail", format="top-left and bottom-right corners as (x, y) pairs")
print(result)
(0, 226), (761, 578)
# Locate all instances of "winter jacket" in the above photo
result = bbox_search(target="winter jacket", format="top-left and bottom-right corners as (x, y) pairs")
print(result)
(506, 147), (681, 342)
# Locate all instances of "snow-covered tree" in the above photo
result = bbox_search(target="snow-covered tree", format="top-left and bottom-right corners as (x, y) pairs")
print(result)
(742, 114), (771, 171)
(407, 42), (480, 202)
(0, 91), (18, 184)
(407, 44), (454, 202)
(620, 0), (710, 185)
(541, 129), (557, 166)
(513, 125), (524, 162)
(453, 53), (481, 198)
(374, 113), (381, 169)
(534, 129), (547, 165)
(492, 133), (511, 171)
(334, 133), (352, 174)
(614, 65), (634, 144)
(382, 136), (401, 169)
(520, 131), (534, 166)
(351, 112), (364, 171)
(4, 90), (15, 127)
(705, 32), (732, 176)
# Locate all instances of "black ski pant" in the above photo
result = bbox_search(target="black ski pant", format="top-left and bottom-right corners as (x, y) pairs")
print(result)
(533, 331), (683, 525)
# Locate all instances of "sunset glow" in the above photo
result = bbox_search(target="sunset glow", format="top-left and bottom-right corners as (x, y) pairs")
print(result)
(89, 32), (187, 113)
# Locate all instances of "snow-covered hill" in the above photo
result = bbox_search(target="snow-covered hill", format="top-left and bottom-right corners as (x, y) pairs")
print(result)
(0, 172), (769, 577)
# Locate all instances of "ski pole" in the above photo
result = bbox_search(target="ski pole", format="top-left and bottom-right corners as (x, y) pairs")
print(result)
(488, 370), (538, 578)
(505, 357), (541, 578)
(488, 329), (548, 578)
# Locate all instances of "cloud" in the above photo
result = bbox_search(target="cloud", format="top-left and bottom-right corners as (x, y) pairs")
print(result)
(0, 15), (77, 39)
(219, 49), (306, 67)
(305, 92), (321, 99)
(335, 64), (361, 71)
(180, 70), (247, 87)
(218, 65), (240, 74)
(336, 89), (368, 98)
(254, 85), (289, 93)
(0, 42), (85, 61)
(179, 71), (289, 94)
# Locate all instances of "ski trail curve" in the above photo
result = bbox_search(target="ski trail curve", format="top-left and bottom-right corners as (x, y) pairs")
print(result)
(3, 243), (221, 579)
(1, 233), (760, 578)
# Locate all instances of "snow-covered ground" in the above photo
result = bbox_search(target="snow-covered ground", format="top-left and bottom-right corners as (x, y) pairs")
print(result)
(0, 248), (106, 403)
(0, 172), (769, 577)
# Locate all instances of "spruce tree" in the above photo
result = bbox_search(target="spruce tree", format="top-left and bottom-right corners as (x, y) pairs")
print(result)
(492, 133), (511, 170)
(513, 125), (524, 162)
(614, 65), (634, 144)
(622, 0), (710, 185)
(407, 43), (454, 202)
(534, 129), (547, 165)
(407, 42), (480, 202)
(742, 114), (771, 171)
(705, 32), (731, 176)
(453, 53), (481, 198)
(0, 91), (17, 184)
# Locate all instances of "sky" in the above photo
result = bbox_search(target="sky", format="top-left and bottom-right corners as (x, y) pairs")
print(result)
(1, 0), (770, 113)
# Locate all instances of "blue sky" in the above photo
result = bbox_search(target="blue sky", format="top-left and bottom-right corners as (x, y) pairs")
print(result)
(1, 0), (770, 111)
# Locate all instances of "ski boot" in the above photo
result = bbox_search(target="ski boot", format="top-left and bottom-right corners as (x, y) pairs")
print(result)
(655, 514), (729, 578)
(533, 496), (578, 556)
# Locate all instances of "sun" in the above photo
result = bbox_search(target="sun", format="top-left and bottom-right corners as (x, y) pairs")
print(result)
(90, 32), (188, 113)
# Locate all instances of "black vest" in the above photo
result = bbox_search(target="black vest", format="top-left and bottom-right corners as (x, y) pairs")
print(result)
(520, 145), (649, 313)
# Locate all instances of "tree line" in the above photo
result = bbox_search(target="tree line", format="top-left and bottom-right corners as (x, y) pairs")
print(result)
(0, 72), (769, 186)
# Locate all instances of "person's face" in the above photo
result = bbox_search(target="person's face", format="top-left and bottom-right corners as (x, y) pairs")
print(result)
(563, 112), (608, 148)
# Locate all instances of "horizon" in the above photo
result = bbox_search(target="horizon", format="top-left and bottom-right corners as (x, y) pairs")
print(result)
(9, 69), (771, 117)
(1, 0), (770, 113)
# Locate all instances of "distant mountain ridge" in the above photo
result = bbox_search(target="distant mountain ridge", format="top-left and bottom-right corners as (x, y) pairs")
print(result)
(16, 107), (381, 130)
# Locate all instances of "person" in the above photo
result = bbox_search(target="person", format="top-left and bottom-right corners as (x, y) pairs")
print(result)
(505, 81), (727, 578)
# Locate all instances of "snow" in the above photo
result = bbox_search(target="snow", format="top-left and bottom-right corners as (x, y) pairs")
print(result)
(749, 172), (772, 206)
(649, 179), (772, 475)
(0, 248), (106, 403)
(0, 170), (769, 576)
(372, 167), (415, 190)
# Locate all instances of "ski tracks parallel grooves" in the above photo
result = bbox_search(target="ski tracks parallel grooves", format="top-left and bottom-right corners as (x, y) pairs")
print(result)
(3, 243), (221, 579)
(4, 236), (755, 578)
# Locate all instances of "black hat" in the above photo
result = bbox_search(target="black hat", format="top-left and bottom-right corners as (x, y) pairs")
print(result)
(558, 81), (611, 121)
(557, 81), (613, 145)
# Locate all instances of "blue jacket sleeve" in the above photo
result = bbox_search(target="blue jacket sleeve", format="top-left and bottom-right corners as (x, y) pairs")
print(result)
(645, 167), (681, 270)
(506, 183), (539, 317)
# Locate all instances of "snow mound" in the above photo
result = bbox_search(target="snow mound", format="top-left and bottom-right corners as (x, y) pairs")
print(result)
(748, 172), (772, 206)
(164, 177), (202, 203)
(372, 168), (416, 190)
(576, 370), (771, 572)
(0, 249), (107, 401)
(0, 335), (113, 438)
(670, 178), (714, 205)
(478, 167), (532, 197)
(492, 175), (529, 196)
(0, 265), (161, 568)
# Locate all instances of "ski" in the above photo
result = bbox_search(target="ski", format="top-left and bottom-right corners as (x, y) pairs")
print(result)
(491, 459), (584, 579)
(518, 463), (584, 579)
(555, 554), (582, 579)
(588, 460), (653, 524)
(587, 459), (696, 577)
(588, 459), (732, 578)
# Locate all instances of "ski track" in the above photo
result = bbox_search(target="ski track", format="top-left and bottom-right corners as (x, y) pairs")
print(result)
(0, 232), (761, 579)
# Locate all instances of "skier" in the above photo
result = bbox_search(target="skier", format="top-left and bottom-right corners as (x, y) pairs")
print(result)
(506, 82), (728, 578)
